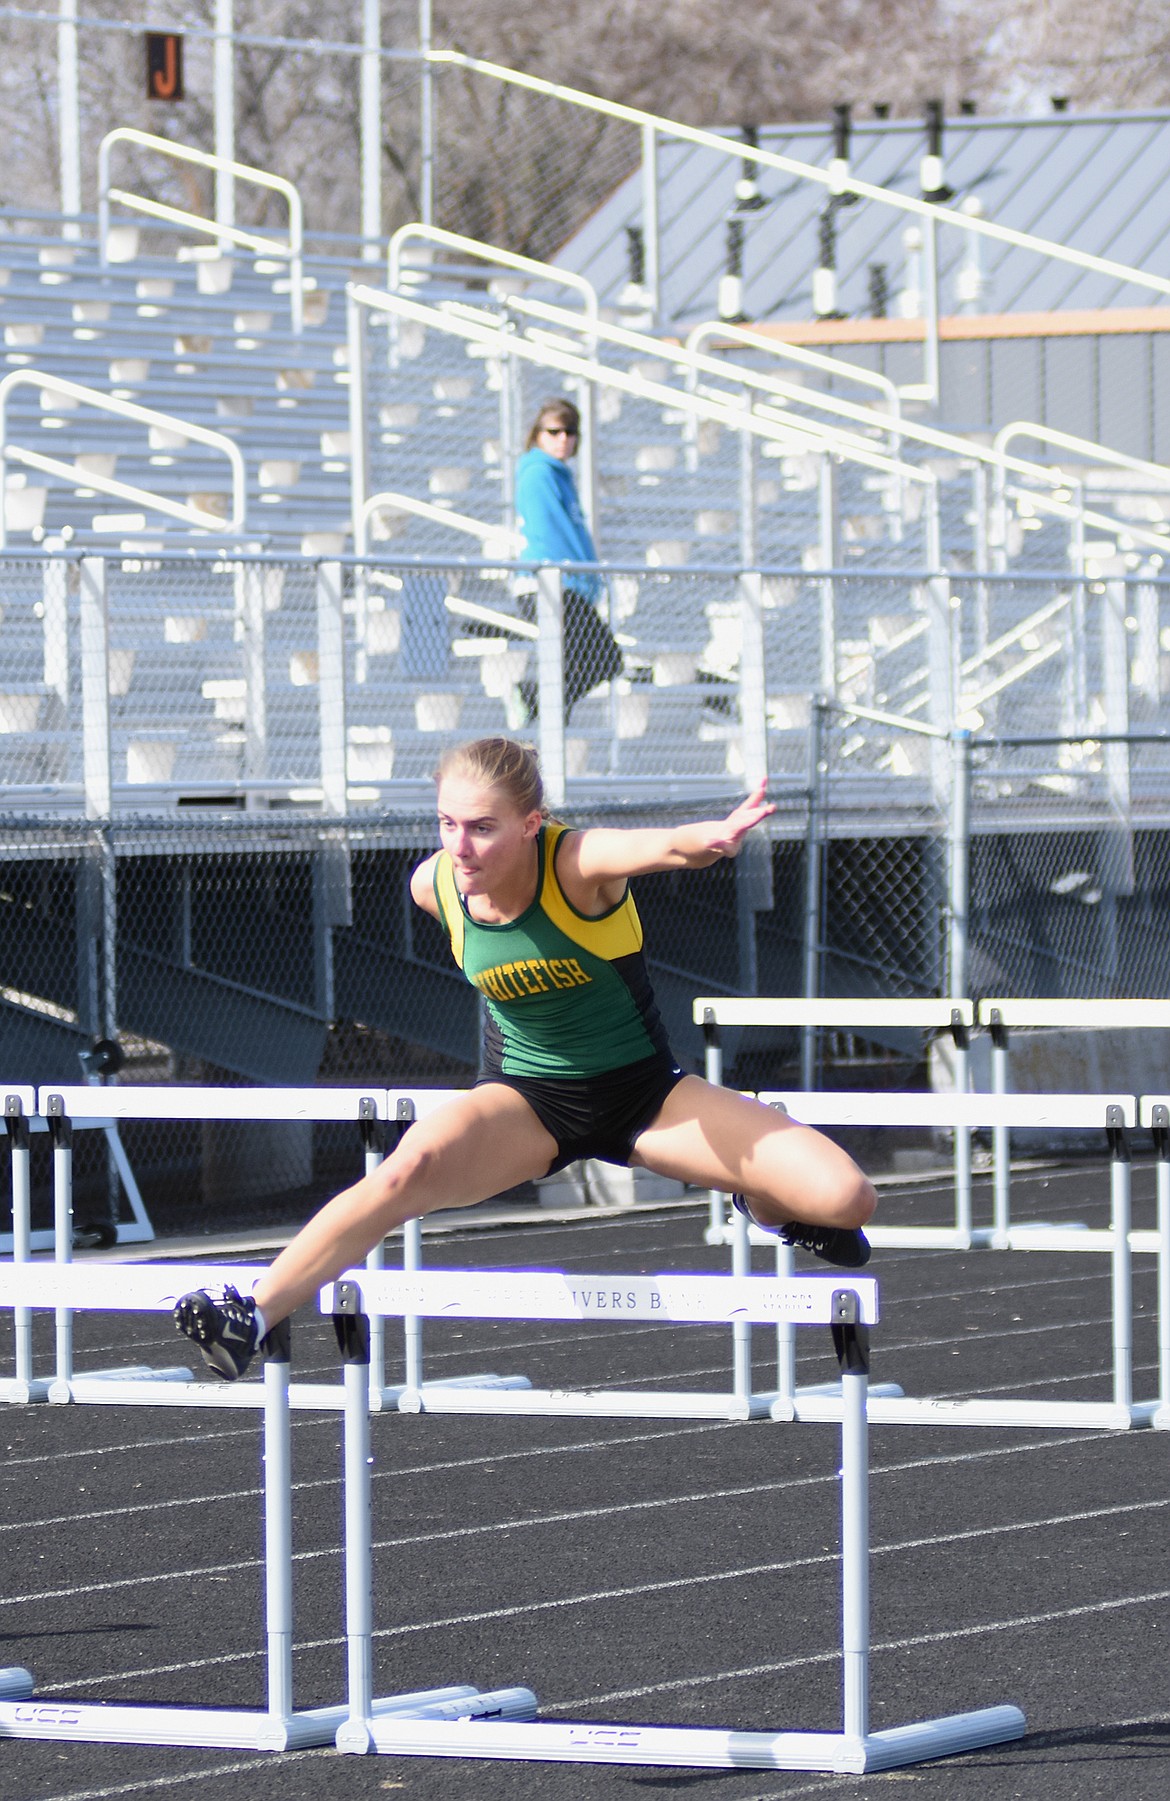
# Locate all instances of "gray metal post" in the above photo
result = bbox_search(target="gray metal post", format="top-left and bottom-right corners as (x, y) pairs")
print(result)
(817, 458), (839, 697)
(535, 567), (566, 807)
(317, 560), (348, 815)
(774, 1238), (796, 1402)
(419, 0), (435, 226)
(79, 558), (111, 821)
(263, 1335), (294, 1723)
(922, 210), (940, 405)
(948, 731), (972, 1242)
(239, 566), (268, 791)
(42, 557), (68, 713)
(801, 698), (826, 1089)
(1109, 1112), (1133, 1414)
(57, 0), (81, 238)
(640, 124), (660, 326)
(360, 0), (382, 261)
(214, 0), (235, 228)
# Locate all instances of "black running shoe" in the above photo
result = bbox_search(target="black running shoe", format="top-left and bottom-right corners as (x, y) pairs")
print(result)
(732, 1195), (871, 1269)
(779, 1219), (871, 1268)
(174, 1285), (261, 1380)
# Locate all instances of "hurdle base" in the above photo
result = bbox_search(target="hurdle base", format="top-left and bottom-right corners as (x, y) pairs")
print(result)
(354, 1703), (1026, 1772)
(338, 1686), (539, 1755)
(0, 1698), (351, 1751)
(0, 1378), (52, 1404)
(774, 1392), (1144, 1430)
(47, 1366), (195, 1404)
(378, 1373), (533, 1410)
(0, 1684), (515, 1753)
(396, 1385), (771, 1421)
(769, 1380), (904, 1421)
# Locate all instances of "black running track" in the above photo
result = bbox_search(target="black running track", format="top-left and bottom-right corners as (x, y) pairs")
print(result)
(4, 1162), (1170, 1801)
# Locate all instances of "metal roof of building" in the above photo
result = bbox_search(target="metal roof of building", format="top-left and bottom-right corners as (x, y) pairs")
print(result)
(556, 110), (1170, 327)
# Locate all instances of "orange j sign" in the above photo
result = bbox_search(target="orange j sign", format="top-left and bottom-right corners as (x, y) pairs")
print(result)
(145, 32), (184, 102)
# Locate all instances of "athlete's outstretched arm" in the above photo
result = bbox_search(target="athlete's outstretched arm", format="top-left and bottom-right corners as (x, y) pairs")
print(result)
(565, 782), (776, 887)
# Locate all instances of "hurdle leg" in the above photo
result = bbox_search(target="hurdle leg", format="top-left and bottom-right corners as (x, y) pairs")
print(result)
(989, 1014), (1011, 1248)
(3, 1103), (47, 1403)
(730, 1194), (752, 1406)
(773, 1237), (795, 1405)
(1154, 1109), (1170, 1424)
(951, 1023), (973, 1247)
(330, 1282), (539, 1755)
(1108, 1112), (1133, 1416)
(833, 1307), (870, 1744)
(48, 1100), (73, 1389)
(359, 1102), (388, 1400)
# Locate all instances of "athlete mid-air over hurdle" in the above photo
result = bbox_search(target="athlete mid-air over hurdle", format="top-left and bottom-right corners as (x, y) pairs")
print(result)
(173, 736), (876, 1379)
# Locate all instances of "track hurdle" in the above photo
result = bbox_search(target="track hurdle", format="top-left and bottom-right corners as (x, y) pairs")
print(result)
(758, 1090), (1153, 1430)
(321, 1265), (1025, 1774)
(0, 1259), (522, 1751)
(694, 999), (978, 1249)
(978, 1000), (1170, 1247)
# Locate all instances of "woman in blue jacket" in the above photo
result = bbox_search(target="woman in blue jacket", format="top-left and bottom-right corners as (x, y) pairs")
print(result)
(513, 396), (623, 721)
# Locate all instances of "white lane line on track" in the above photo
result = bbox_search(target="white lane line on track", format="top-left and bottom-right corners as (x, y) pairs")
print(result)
(19, 1749), (327, 1801)
(2, 1355), (1163, 1541)
(40, 1438), (1163, 1688)
(551, 1587), (1170, 1716)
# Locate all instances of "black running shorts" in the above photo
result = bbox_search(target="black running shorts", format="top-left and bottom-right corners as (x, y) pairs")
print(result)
(476, 1052), (687, 1174)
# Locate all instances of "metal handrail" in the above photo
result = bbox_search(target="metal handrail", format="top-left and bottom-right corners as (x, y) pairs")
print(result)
(991, 422), (1170, 570)
(97, 128), (305, 332)
(387, 224), (600, 527)
(358, 489), (519, 558)
(431, 50), (1170, 303)
(526, 297), (1170, 569)
(0, 369), (246, 549)
(347, 280), (939, 598)
(388, 224), (598, 325)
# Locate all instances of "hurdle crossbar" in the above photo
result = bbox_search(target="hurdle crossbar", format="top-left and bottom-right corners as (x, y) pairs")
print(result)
(694, 999), (977, 1248)
(978, 1000), (1170, 1247)
(322, 1268), (1025, 1775)
(755, 1091), (1150, 1430)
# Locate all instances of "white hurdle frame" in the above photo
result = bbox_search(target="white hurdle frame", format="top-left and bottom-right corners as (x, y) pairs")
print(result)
(694, 1000), (978, 1249)
(978, 1000), (1170, 1247)
(757, 1091), (1153, 1430)
(0, 1260), (488, 1750)
(321, 1266), (1025, 1775)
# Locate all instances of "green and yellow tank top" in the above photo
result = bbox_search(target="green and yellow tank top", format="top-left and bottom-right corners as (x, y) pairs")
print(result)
(432, 824), (671, 1078)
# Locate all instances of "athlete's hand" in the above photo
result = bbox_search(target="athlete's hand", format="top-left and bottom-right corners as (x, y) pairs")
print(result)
(706, 781), (776, 858)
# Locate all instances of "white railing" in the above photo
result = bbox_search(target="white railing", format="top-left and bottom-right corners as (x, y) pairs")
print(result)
(357, 489), (518, 561)
(0, 370), (246, 548)
(386, 224), (601, 526)
(97, 128), (306, 332)
(990, 422), (1170, 573)
(431, 49), (1170, 394)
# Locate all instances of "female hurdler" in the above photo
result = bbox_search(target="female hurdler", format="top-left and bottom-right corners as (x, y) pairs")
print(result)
(174, 737), (876, 1379)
